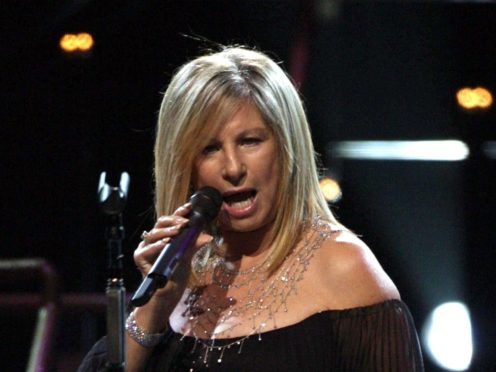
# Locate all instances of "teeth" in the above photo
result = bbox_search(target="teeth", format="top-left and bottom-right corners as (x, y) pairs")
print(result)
(229, 197), (254, 209)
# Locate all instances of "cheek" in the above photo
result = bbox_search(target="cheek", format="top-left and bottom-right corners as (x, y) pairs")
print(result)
(191, 163), (203, 189)
(265, 145), (281, 178)
(266, 148), (283, 199)
(192, 163), (215, 189)
(260, 150), (281, 191)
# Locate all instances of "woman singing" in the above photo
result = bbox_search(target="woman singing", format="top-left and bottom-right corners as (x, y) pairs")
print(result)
(79, 46), (423, 371)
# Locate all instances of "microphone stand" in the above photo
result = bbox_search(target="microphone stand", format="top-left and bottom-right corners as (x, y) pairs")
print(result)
(97, 172), (130, 372)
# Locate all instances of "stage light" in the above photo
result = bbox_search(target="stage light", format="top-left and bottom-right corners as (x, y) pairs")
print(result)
(329, 140), (469, 161)
(456, 87), (493, 111)
(76, 32), (94, 51)
(319, 177), (342, 202)
(59, 34), (78, 52)
(59, 32), (94, 53)
(422, 302), (473, 371)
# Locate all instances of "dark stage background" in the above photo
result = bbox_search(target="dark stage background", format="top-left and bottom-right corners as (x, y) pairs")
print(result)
(2, 1), (495, 371)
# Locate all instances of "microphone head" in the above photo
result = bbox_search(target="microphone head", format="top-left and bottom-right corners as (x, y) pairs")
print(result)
(189, 187), (222, 222)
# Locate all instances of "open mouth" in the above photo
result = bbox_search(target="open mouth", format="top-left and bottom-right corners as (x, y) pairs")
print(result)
(223, 190), (257, 209)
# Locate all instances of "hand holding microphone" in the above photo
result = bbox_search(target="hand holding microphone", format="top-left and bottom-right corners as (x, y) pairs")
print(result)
(131, 187), (222, 307)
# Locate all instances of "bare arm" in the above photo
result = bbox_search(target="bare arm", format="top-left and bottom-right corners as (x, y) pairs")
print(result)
(126, 204), (211, 371)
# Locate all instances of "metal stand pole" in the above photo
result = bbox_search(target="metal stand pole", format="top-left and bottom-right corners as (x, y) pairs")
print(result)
(97, 172), (130, 372)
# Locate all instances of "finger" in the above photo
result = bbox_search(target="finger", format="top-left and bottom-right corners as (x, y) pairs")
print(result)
(145, 209), (191, 244)
(143, 223), (187, 245)
(155, 215), (188, 228)
(134, 237), (170, 272)
(172, 202), (192, 217)
(136, 236), (170, 256)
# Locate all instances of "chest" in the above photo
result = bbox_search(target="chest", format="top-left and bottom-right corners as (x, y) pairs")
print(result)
(157, 312), (335, 371)
(169, 255), (325, 339)
(169, 221), (336, 339)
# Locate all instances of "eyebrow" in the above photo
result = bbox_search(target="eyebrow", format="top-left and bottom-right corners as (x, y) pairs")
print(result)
(204, 126), (271, 145)
(237, 127), (271, 137)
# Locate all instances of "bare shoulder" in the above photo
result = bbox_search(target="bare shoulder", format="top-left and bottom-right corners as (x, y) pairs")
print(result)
(309, 225), (400, 310)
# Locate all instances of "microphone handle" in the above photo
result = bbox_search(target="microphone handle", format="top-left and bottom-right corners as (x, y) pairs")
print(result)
(131, 211), (206, 307)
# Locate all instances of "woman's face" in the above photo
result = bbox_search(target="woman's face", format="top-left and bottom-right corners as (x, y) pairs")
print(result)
(193, 102), (280, 234)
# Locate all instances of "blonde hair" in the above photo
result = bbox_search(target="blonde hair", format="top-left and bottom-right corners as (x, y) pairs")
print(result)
(154, 46), (342, 273)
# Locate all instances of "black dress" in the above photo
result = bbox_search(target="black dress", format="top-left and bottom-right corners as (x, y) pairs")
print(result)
(78, 299), (424, 371)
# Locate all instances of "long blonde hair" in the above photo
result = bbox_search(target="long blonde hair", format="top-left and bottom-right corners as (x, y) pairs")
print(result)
(155, 46), (342, 273)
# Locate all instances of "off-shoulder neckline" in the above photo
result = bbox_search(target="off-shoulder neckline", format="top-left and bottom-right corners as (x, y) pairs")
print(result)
(168, 299), (406, 342)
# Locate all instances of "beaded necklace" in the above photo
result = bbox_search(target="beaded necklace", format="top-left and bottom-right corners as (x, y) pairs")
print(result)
(179, 218), (338, 367)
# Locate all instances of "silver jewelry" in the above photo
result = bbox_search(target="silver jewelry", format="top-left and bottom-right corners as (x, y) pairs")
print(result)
(125, 310), (164, 348)
(181, 217), (337, 365)
(141, 230), (150, 242)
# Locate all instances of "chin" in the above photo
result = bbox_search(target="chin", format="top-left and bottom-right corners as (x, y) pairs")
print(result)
(219, 221), (258, 233)
(218, 215), (274, 235)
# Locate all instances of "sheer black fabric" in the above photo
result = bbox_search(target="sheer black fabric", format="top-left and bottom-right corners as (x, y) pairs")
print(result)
(78, 299), (423, 371)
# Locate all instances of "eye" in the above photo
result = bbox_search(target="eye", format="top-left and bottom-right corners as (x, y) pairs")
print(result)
(241, 137), (262, 146)
(202, 143), (220, 155)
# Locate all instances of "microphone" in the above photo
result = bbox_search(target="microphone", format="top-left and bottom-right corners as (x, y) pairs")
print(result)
(131, 186), (222, 307)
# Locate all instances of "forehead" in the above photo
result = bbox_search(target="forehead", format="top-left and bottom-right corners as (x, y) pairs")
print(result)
(215, 103), (268, 135)
(199, 98), (269, 138)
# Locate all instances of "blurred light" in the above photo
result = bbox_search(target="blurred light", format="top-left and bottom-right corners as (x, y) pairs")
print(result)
(482, 141), (496, 159)
(319, 177), (342, 202)
(422, 302), (473, 371)
(76, 32), (94, 51)
(59, 32), (94, 53)
(329, 140), (469, 161)
(59, 34), (78, 52)
(316, 0), (341, 21)
(456, 87), (493, 110)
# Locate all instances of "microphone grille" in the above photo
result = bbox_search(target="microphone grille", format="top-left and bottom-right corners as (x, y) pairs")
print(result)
(190, 187), (222, 221)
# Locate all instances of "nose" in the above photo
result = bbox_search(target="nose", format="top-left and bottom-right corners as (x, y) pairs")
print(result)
(222, 148), (246, 185)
